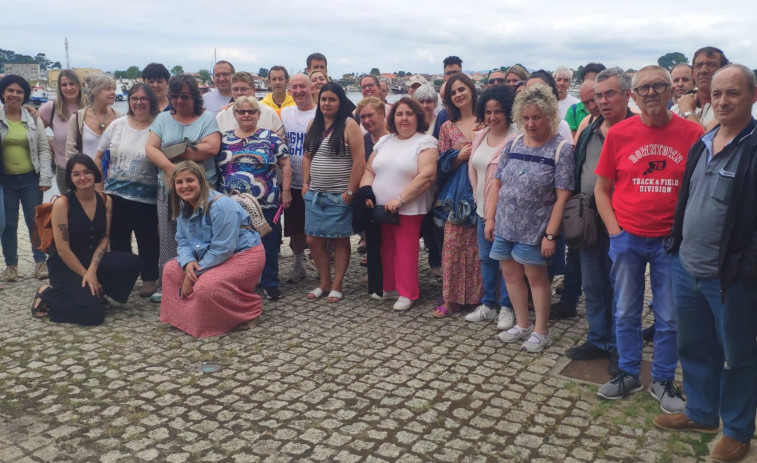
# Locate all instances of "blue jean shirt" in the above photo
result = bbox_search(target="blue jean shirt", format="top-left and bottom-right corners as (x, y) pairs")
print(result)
(175, 192), (261, 273)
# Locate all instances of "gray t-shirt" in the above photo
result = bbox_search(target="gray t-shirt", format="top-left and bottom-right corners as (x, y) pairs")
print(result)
(679, 134), (741, 278)
(580, 129), (605, 195)
(494, 134), (575, 246)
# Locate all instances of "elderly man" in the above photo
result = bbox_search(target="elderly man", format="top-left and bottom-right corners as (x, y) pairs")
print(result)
(670, 63), (694, 108)
(554, 65), (579, 120)
(674, 46), (728, 128)
(487, 70), (507, 88)
(594, 65), (703, 411)
(203, 60), (235, 114)
(261, 65), (295, 116)
(216, 72), (284, 138)
(566, 79), (601, 135)
(280, 73), (317, 284)
(653, 64), (757, 463)
(564, 68), (635, 375)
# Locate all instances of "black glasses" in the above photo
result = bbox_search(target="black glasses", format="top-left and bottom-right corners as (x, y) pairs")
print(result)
(594, 89), (620, 101)
(168, 94), (191, 101)
(634, 82), (669, 96)
(129, 96), (149, 103)
(234, 109), (257, 115)
(489, 78), (506, 85)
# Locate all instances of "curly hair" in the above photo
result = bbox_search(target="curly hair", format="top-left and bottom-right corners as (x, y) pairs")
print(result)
(512, 83), (560, 137)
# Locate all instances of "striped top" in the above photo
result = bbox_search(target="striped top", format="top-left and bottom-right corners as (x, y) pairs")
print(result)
(309, 132), (353, 193)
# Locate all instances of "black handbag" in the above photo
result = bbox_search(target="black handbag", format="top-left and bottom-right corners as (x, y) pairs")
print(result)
(372, 205), (399, 225)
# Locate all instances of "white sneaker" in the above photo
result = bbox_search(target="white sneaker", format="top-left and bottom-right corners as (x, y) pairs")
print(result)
(393, 296), (413, 311)
(495, 323), (534, 343)
(496, 306), (515, 330)
(521, 332), (552, 353)
(286, 265), (307, 284)
(464, 304), (497, 322)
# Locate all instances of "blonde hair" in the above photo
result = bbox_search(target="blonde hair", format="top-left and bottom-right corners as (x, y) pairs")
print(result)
(170, 161), (212, 219)
(87, 75), (116, 105)
(54, 70), (86, 121)
(232, 95), (260, 112)
(512, 83), (560, 136)
(356, 97), (385, 116)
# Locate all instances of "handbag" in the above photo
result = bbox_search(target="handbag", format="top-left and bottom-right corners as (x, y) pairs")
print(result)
(208, 191), (272, 237)
(372, 205), (399, 225)
(563, 193), (598, 249)
(32, 196), (60, 253)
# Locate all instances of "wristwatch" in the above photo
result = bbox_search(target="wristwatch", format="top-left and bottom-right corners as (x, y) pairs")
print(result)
(544, 233), (556, 241)
(345, 189), (353, 196)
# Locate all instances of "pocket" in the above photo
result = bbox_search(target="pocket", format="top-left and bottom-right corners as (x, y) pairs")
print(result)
(609, 229), (625, 239)
(712, 171), (734, 203)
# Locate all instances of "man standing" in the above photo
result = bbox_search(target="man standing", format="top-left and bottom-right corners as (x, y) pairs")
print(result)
(406, 75), (428, 97)
(594, 65), (703, 412)
(674, 46), (728, 128)
(669, 63), (694, 108)
(305, 53), (327, 75)
(554, 65), (579, 120)
(280, 73), (317, 283)
(564, 67), (634, 375)
(216, 72), (284, 137)
(565, 79), (601, 135)
(432, 56), (463, 138)
(142, 63), (171, 112)
(261, 66), (295, 117)
(487, 70), (507, 88)
(203, 60), (235, 114)
(653, 64), (757, 463)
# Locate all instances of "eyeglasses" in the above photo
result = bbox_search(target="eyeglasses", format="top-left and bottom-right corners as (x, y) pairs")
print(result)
(234, 109), (257, 115)
(231, 86), (252, 94)
(213, 72), (232, 78)
(489, 78), (506, 85)
(129, 96), (149, 103)
(633, 82), (670, 96)
(168, 93), (192, 101)
(444, 70), (461, 77)
(594, 89), (620, 101)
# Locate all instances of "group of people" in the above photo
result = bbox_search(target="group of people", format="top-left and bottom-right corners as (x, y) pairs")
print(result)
(2, 46), (756, 463)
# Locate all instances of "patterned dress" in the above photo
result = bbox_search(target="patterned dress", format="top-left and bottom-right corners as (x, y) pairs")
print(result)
(438, 121), (482, 306)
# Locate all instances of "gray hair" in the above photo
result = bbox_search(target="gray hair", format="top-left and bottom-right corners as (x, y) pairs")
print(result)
(88, 75), (116, 104)
(553, 65), (572, 80)
(412, 84), (438, 106)
(713, 63), (756, 91)
(232, 95), (260, 112)
(596, 67), (632, 93)
(512, 83), (560, 136)
(631, 65), (672, 88)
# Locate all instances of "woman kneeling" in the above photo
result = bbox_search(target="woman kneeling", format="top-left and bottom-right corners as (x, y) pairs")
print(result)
(32, 155), (140, 325)
(160, 161), (264, 337)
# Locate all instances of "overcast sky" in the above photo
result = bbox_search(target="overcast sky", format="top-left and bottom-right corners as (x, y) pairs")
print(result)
(4, 0), (756, 78)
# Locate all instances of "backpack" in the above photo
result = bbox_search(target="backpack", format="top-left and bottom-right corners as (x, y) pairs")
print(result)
(208, 191), (272, 237)
(32, 196), (60, 253)
(562, 193), (598, 249)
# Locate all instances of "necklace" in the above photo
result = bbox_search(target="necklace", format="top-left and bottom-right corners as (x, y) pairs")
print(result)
(93, 108), (108, 131)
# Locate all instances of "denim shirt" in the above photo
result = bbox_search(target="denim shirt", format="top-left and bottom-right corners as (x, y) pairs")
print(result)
(175, 191), (261, 273)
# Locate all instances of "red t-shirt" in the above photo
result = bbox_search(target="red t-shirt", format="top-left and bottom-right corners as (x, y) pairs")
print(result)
(595, 114), (703, 238)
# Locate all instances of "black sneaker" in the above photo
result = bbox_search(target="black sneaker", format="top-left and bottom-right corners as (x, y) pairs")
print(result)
(566, 342), (610, 360)
(264, 286), (282, 300)
(549, 302), (577, 320)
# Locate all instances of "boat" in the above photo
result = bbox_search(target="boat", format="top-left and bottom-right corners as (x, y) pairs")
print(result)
(29, 86), (50, 106)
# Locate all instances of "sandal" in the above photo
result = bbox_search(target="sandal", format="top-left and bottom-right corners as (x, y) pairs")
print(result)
(327, 290), (343, 303)
(31, 286), (50, 319)
(307, 287), (326, 299)
(357, 240), (366, 254)
(433, 303), (460, 319)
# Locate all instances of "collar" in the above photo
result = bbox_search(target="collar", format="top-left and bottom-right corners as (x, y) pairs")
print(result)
(701, 118), (756, 163)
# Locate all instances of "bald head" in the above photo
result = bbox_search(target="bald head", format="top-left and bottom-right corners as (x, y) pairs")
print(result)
(580, 80), (599, 117)
(289, 73), (314, 109)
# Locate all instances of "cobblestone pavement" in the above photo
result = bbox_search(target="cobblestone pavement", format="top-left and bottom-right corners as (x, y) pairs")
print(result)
(1, 231), (753, 462)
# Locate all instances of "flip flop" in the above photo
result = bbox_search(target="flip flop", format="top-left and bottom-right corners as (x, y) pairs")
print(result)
(327, 290), (343, 303)
(433, 304), (459, 318)
(307, 287), (326, 299)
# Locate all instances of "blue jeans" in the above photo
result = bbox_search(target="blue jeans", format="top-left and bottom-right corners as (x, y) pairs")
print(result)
(476, 217), (511, 308)
(609, 231), (676, 380)
(2, 172), (46, 266)
(672, 255), (757, 442)
(580, 232), (615, 353)
(0, 186), (5, 239)
(561, 246), (582, 306)
(260, 206), (282, 288)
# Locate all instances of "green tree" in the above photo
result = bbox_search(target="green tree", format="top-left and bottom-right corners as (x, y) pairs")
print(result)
(433, 79), (444, 90)
(397, 70), (406, 78)
(170, 65), (184, 76)
(125, 66), (141, 79)
(51, 61), (61, 69)
(258, 68), (269, 78)
(658, 52), (688, 70)
(198, 69), (211, 83)
(34, 53), (52, 70)
(370, 67), (380, 76)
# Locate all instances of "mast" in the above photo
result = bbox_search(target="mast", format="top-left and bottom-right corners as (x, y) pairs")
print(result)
(65, 38), (70, 68)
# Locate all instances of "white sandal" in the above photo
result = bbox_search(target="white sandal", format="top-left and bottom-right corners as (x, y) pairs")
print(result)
(307, 287), (325, 299)
(327, 290), (343, 303)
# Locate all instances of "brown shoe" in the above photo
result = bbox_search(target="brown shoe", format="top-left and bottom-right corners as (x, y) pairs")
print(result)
(711, 436), (750, 463)
(653, 413), (719, 434)
(138, 281), (157, 298)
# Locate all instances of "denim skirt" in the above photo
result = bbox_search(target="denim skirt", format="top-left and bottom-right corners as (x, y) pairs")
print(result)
(303, 189), (353, 238)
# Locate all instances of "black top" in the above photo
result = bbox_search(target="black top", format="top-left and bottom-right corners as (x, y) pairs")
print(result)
(49, 191), (106, 268)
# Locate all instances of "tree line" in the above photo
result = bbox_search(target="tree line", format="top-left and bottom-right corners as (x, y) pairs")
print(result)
(0, 49), (59, 72)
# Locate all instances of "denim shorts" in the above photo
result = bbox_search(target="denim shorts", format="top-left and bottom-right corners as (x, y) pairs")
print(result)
(489, 235), (547, 267)
(303, 190), (353, 238)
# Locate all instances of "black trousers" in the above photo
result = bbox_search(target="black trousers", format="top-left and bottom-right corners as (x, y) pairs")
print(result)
(109, 195), (159, 281)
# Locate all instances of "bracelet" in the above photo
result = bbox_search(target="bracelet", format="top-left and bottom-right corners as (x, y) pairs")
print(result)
(397, 195), (405, 206)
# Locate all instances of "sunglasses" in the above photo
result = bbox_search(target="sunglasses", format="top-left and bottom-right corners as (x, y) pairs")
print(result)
(234, 109), (258, 115)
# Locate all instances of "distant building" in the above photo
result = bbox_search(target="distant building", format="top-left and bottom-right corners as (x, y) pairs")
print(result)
(48, 68), (105, 89)
(4, 63), (41, 82)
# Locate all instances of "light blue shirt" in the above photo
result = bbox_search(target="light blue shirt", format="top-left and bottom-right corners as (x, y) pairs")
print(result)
(175, 192), (261, 273)
(150, 111), (220, 187)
